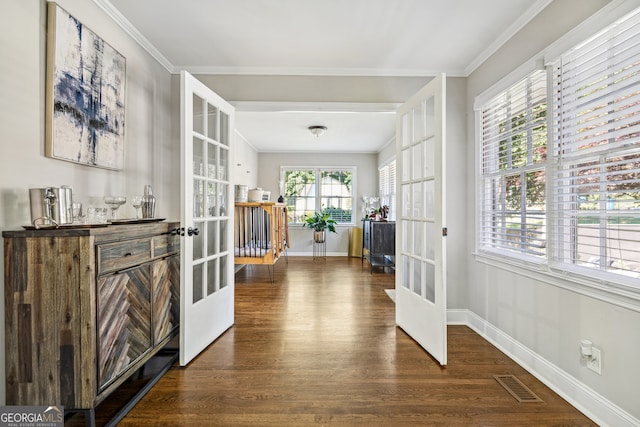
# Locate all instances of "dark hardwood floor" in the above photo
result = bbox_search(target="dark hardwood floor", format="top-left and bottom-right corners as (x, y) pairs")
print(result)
(107, 257), (594, 426)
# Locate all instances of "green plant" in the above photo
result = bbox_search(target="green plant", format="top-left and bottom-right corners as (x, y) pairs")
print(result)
(303, 210), (337, 233)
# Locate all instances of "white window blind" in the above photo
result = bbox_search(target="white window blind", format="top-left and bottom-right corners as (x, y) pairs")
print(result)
(552, 9), (640, 281)
(378, 160), (396, 221)
(479, 69), (548, 258)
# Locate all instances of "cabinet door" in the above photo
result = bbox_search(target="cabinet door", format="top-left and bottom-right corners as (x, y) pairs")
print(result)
(372, 223), (396, 255)
(152, 255), (180, 344)
(97, 265), (152, 390)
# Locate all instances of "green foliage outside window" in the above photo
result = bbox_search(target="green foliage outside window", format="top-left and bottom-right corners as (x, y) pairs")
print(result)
(498, 102), (547, 211)
(283, 168), (354, 224)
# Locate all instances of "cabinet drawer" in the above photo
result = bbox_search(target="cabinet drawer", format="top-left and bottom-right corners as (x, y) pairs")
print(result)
(97, 239), (152, 275)
(153, 234), (180, 257)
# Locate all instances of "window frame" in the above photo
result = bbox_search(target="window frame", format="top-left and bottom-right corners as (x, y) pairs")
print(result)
(474, 5), (640, 306)
(280, 166), (357, 227)
(549, 8), (640, 288)
(477, 68), (548, 261)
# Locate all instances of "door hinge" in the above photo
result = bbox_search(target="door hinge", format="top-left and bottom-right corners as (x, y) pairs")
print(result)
(442, 227), (448, 237)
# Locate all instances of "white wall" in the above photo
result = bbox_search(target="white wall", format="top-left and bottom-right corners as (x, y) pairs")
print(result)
(193, 75), (432, 103)
(466, 0), (640, 423)
(258, 152), (378, 255)
(377, 138), (396, 168)
(0, 0), (179, 404)
(233, 130), (258, 188)
(444, 77), (467, 310)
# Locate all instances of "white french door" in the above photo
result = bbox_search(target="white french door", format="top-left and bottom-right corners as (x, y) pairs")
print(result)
(395, 74), (447, 365)
(179, 70), (235, 366)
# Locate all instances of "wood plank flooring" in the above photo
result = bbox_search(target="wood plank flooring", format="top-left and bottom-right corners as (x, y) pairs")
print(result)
(115, 257), (595, 426)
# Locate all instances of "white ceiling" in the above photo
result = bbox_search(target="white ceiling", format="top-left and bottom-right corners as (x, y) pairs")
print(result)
(235, 108), (397, 153)
(99, 0), (550, 153)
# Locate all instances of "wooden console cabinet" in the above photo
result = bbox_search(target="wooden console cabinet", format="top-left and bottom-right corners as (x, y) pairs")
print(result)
(3, 222), (180, 416)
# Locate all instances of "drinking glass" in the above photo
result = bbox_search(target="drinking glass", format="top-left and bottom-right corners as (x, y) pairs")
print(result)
(131, 195), (143, 219)
(86, 207), (108, 224)
(104, 196), (127, 221)
(72, 202), (83, 224)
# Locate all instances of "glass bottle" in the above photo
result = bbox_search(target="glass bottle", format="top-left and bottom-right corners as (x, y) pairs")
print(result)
(141, 185), (156, 218)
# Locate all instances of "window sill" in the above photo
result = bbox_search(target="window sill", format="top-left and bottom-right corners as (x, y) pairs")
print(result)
(473, 250), (640, 313)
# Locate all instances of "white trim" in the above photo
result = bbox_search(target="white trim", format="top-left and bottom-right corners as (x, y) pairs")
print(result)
(92, 0), (174, 73)
(474, 251), (640, 313)
(286, 252), (349, 257)
(448, 309), (640, 427)
(175, 65), (466, 78)
(464, 0), (552, 76)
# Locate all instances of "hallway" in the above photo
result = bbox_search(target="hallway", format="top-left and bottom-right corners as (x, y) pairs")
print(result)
(116, 257), (593, 426)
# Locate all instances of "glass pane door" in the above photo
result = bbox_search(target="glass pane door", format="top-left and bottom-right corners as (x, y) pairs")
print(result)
(180, 71), (234, 366)
(395, 74), (447, 366)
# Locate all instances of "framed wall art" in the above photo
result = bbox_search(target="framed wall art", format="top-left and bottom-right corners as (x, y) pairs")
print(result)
(45, 2), (126, 170)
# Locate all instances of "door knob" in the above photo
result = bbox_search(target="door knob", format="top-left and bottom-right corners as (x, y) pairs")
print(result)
(173, 227), (199, 237)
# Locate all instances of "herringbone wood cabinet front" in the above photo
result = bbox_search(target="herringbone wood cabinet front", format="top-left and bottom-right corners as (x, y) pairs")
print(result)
(3, 223), (179, 411)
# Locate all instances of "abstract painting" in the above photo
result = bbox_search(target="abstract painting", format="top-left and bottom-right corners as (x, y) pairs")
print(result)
(46, 3), (126, 170)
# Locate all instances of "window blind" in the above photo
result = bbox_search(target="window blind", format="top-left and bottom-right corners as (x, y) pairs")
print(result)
(479, 69), (547, 257)
(378, 160), (397, 221)
(552, 9), (640, 281)
(388, 161), (396, 221)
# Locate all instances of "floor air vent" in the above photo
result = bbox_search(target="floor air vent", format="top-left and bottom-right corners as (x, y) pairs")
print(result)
(493, 375), (543, 403)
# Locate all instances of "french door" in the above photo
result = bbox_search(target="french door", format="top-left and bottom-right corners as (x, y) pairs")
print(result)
(179, 70), (235, 366)
(395, 74), (447, 365)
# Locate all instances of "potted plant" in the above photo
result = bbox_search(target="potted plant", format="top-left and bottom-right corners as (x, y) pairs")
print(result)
(303, 210), (337, 243)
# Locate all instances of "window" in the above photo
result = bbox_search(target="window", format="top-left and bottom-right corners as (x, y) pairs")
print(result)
(479, 70), (548, 259)
(477, 7), (640, 289)
(551, 9), (640, 281)
(282, 167), (355, 225)
(378, 160), (396, 221)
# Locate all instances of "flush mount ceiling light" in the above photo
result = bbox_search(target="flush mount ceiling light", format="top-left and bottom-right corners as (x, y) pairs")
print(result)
(308, 125), (327, 137)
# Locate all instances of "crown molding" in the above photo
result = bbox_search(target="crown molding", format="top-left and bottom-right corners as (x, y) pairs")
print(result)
(464, 0), (552, 76)
(93, 0), (175, 73)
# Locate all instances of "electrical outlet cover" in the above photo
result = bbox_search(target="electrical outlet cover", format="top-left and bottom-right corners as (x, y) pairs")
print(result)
(587, 347), (602, 375)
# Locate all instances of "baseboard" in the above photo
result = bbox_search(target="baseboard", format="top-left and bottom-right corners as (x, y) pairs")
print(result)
(447, 309), (638, 427)
(286, 252), (349, 257)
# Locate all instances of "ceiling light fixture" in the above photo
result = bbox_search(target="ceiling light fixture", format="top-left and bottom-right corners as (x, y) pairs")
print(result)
(308, 125), (327, 137)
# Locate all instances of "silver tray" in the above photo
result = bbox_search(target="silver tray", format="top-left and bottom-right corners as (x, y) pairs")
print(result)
(22, 223), (109, 230)
(109, 218), (166, 225)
